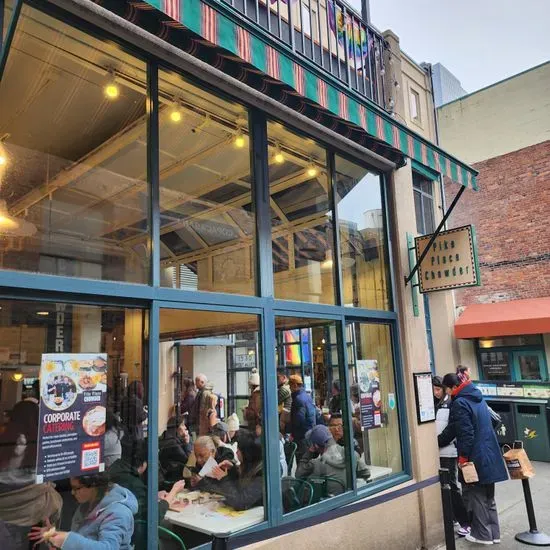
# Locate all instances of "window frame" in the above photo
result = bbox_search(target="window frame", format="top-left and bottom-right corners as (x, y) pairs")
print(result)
(0, 1), (412, 547)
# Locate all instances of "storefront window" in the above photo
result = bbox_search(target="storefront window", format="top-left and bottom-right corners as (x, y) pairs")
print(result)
(0, 5), (150, 283)
(275, 316), (353, 512)
(347, 322), (403, 479)
(335, 156), (391, 310)
(267, 123), (336, 304)
(158, 70), (255, 295)
(157, 308), (264, 547)
(0, 299), (149, 547)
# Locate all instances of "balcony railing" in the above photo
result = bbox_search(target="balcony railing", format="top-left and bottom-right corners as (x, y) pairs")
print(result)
(224, 0), (388, 107)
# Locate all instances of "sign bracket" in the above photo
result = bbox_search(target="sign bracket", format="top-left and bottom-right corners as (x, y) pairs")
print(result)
(405, 185), (465, 286)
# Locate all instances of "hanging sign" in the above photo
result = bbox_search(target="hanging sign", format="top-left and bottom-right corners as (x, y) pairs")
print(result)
(413, 372), (436, 424)
(415, 225), (480, 293)
(36, 353), (108, 483)
(357, 360), (382, 430)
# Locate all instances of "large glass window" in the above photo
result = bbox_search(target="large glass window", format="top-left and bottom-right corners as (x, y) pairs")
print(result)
(158, 70), (255, 295)
(267, 123), (336, 304)
(275, 316), (354, 512)
(335, 156), (391, 310)
(412, 172), (435, 236)
(347, 322), (403, 481)
(158, 308), (264, 548)
(0, 5), (150, 283)
(0, 299), (149, 547)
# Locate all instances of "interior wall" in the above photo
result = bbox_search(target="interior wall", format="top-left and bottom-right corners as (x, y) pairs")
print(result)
(457, 339), (479, 378)
(191, 345), (228, 400)
(159, 341), (176, 433)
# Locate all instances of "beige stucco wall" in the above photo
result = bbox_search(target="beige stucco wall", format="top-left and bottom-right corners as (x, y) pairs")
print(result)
(437, 62), (550, 164)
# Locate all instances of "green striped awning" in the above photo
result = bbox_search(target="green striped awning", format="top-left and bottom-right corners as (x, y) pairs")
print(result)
(134, 0), (477, 189)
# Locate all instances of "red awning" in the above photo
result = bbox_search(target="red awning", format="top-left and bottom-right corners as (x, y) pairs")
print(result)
(455, 298), (550, 339)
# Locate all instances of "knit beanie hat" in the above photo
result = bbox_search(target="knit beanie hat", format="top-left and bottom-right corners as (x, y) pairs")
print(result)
(248, 368), (260, 387)
(227, 413), (240, 432)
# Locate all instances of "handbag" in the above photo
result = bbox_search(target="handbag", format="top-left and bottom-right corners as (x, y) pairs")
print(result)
(503, 441), (535, 480)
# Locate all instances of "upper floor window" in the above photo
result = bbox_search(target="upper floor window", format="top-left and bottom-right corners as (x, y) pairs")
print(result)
(412, 173), (435, 235)
(409, 89), (421, 122)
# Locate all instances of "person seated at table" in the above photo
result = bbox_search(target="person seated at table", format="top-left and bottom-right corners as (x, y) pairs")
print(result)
(159, 416), (193, 483)
(109, 438), (185, 521)
(29, 473), (138, 549)
(296, 425), (370, 495)
(227, 413), (240, 440)
(327, 414), (362, 456)
(210, 421), (239, 465)
(188, 436), (217, 487)
(198, 431), (263, 511)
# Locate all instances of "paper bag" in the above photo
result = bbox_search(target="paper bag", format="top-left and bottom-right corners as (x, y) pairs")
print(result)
(503, 446), (535, 480)
(461, 462), (479, 484)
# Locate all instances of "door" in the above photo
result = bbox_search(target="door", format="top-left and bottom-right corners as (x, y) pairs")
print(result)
(513, 351), (547, 381)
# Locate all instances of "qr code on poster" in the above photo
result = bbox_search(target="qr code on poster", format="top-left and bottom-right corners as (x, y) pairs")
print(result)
(81, 447), (101, 471)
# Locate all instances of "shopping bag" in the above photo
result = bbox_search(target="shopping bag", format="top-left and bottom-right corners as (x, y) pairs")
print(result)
(460, 462), (479, 483)
(503, 442), (536, 480)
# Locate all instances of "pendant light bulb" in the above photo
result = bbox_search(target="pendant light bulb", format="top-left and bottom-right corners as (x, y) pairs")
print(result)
(0, 155), (6, 167)
(104, 82), (119, 99)
(307, 164), (318, 178)
(234, 131), (246, 149)
(274, 146), (284, 164)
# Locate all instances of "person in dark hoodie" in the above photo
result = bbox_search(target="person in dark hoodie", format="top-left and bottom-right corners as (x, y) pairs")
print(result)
(433, 376), (470, 537)
(29, 473), (138, 550)
(109, 438), (185, 523)
(441, 373), (508, 546)
(159, 416), (193, 483)
(289, 375), (316, 461)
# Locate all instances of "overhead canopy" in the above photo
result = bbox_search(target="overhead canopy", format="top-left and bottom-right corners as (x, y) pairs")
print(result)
(455, 298), (550, 339)
(106, 0), (478, 189)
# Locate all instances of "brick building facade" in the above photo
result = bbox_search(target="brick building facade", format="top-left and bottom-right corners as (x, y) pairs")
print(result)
(448, 139), (550, 307)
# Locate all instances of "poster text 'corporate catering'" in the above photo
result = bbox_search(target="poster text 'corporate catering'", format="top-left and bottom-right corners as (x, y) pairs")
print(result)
(36, 354), (107, 483)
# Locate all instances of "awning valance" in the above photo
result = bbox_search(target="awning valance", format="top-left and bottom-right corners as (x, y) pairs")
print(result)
(123, 0), (478, 189)
(455, 298), (550, 339)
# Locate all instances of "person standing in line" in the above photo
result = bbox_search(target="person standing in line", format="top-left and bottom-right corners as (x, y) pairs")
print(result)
(180, 377), (196, 422)
(432, 376), (470, 537)
(120, 381), (147, 440)
(442, 373), (508, 546)
(188, 373), (207, 435)
(288, 375), (316, 461)
(244, 369), (262, 434)
(456, 365), (472, 383)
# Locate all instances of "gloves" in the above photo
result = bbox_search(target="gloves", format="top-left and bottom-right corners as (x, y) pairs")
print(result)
(458, 456), (468, 466)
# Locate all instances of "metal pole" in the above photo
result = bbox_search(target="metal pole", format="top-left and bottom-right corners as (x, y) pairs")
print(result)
(439, 468), (456, 550)
(361, 0), (370, 24)
(515, 478), (550, 546)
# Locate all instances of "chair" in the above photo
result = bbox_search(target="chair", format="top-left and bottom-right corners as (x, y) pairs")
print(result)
(307, 475), (347, 503)
(134, 519), (187, 550)
(284, 441), (298, 472)
(281, 477), (313, 513)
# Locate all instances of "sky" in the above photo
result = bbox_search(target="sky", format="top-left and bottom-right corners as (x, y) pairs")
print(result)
(360, 0), (550, 93)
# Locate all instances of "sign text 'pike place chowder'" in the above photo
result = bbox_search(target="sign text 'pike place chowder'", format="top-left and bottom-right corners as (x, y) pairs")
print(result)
(415, 225), (480, 293)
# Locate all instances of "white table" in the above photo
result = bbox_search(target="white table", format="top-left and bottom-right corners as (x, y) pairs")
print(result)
(357, 465), (393, 487)
(165, 504), (264, 537)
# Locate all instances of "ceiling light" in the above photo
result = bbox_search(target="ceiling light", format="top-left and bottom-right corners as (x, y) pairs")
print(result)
(170, 107), (183, 123)
(307, 165), (318, 178)
(104, 83), (119, 99)
(274, 150), (284, 164)
(36, 311), (49, 316)
(234, 132), (246, 149)
(11, 372), (23, 382)
(0, 154), (6, 167)
(0, 200), (37, 237)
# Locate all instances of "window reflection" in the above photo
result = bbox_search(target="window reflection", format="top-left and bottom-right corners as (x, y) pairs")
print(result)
(0, 5), (149, 283)
(268, 123), (336, 304)
(158, 71), (255, 295)
(335, 156), (391, 310)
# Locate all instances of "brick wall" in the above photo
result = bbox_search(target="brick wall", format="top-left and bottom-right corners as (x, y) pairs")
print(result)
(446, 139), (550, 307)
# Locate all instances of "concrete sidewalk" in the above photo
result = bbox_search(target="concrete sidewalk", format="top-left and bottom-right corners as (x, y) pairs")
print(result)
(438, 461), (550, 549)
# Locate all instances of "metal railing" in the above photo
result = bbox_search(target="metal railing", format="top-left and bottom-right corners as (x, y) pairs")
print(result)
(225, 0), (388, 107)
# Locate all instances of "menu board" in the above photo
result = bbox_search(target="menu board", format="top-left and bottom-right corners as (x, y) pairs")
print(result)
(523, 385), (550, 399)
(496, 384), (525, 398)
(413, 372), (436, 424)
(36, 353), (108, 483)
(357, 360), (382, 430)
(477, 383), (498, 397)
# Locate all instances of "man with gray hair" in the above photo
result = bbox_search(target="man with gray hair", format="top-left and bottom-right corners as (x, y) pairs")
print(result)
(189, 373), (208, 435)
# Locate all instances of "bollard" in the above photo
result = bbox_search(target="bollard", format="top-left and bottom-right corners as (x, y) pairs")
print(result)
(439, 468), (456, 550)
(515, 478), (550, 546)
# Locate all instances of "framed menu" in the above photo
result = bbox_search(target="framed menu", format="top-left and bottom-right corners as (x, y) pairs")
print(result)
(413, 372), (436, 424)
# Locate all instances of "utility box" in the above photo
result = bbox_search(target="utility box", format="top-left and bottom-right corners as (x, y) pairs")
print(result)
(514, 402), (550, 462)
(488, 401), (515, 445)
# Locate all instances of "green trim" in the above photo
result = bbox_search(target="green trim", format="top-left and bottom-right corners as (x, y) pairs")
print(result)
(383, 119), (393, 145)
(327, 86), (339, 115)
(348, 99), (360, 126)
(181, 0), (201, 34)
(251, 35), (266, 72)
(279, 55), (294, 88)
(470, 224), (482, 288)
(411, 160), (439, 182)
(218, 16), (237, 54)
(304, 70), (318, 103)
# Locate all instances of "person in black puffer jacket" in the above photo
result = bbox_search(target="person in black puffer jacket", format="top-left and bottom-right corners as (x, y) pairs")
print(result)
(441, 373), (508, 546)
(159, 417), (193, 483)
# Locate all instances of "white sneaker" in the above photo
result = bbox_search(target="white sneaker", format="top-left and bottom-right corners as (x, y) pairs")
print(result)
(457, 526), (471, 537)
(493, 540), (501, 544)
(465, 534), (493, 545)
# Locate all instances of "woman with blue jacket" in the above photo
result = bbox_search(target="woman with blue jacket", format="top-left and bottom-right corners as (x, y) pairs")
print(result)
(442, 373), (508, 546)
(30, 473), (138, 549)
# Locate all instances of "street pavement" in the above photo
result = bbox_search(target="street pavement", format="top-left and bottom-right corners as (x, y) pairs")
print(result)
(438, 461), (550, 549)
